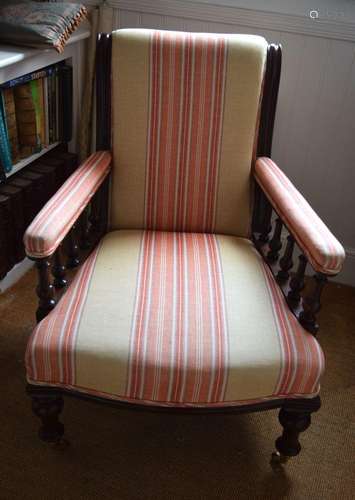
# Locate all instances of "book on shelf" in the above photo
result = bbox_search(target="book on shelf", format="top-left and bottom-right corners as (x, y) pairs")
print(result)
(0, 62), (73, 176)
(2, 88), (19, 164)
(14, 82), (40, 156)
(0, 94), (12, 181)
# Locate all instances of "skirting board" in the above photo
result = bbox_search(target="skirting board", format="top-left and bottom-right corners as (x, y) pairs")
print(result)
(0, 258), (34, 294)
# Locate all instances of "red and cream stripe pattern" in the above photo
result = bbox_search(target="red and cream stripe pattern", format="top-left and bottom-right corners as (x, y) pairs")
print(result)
(260, 261), (324, 396)
(255, 157), (345, 275)
(126, 231), (229, 403)
(24, 151), (111, 259)
(26, 230), (325, 406)
(144, 31), (228, 233)
(26, 244), (100, 384)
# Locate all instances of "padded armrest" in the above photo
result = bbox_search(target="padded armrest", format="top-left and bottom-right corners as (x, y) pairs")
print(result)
(254, 157), (345, 275)
(24, 151), (112, 259)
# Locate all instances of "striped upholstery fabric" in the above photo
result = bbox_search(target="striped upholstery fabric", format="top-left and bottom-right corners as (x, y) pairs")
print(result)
(24, 151), (111, 259)
(26, 230), (324, 407)
(110, 29), (267, 237)
(255, 157), (345, 275)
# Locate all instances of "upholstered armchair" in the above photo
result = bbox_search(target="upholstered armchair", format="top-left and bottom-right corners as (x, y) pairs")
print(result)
(24, 29), (345, 466)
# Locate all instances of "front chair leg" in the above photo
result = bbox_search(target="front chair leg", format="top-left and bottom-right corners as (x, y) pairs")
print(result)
(271, 396), (321, 467)
(29, 390), (66, 445)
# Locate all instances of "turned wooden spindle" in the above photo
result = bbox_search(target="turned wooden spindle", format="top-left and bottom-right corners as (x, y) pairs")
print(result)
(287, 254), (307, 306)
(100, 177), (110, 235)
(66, 225), (80, 268)
(89, 192), (101, 234)
(258, 204), (272, 246)
(277, 234), (295, 283)
(52, 246), (67, 289)
(299, 272), (327, 335)
(267, 218), (283, 262)
(35, 258), (56, 322)
(79, 208), (91, 249)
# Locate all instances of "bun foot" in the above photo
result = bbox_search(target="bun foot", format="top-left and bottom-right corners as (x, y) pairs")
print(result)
(270, 451), (290, 470)
(49, 437), (70, 449)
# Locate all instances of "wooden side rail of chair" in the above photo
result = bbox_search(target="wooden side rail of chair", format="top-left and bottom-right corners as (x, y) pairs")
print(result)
(23, 150), (112, 321)
(252, 157), (345, 335)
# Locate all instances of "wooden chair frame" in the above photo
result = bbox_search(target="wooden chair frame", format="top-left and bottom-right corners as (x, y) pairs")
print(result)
(26, 34), (331, 466)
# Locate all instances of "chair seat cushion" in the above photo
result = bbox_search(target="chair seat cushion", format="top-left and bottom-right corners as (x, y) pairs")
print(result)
(26, 230), (324, 408)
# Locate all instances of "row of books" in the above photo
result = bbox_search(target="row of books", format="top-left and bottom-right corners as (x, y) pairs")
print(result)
(0, 146), (78, 279)
(0, 62), (73, 181)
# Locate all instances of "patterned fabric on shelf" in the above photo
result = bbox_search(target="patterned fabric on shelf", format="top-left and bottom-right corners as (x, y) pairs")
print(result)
(26, 230), (324, 408)
(254, 157), (345, 275)
(111, 29), (267, 237)
(24, 151), (111, 259)
(0, 2), (87, 53)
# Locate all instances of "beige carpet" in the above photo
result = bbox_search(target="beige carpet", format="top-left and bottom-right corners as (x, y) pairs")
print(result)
(0, 269), (354, 500)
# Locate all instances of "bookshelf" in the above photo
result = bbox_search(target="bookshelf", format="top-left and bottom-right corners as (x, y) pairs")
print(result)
(0, 22), (90, 176)
(6, 142), (59, 178)
(0, 23), (90, 293)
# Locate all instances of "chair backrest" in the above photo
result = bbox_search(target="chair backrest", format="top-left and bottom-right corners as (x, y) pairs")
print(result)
(110, 29), (267, 237)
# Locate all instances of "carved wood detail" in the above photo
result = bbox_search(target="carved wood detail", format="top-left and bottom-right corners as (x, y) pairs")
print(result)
(277, 234), (295, 283)
(287, 254), (307, 306)
(300, 273), (328, 335)
(30, 391), (64, 443)
(52, 245), (67, 289)
(34, 258), (56, 322)
(274, 396), (321, 459)
(267, 217), (283, 262)
(65, 225), (80, 268)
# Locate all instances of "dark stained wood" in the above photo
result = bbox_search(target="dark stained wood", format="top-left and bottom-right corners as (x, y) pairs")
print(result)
(300, 273), (328, 335)
(257, 44), (282, 157)
(29, 388), (65, 443)
(267, 217), (283, 262)
(96, 33), (112, 151)
(257, 203), (273, 245)
(27, 383), (320, 418)
(65, 225), (80, 268)
(52, 245), (67, 289)
(79, 208), (91, 249)
(34, 258), (56, 322)
(273, 396), (321, 461)
(288, 254), (307, 306)
(252, 43), (282, 235)
(277, 234), (295, 283)
(94, 33), (112, 238)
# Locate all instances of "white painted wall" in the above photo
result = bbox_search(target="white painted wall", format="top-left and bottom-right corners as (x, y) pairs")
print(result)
(181, 0), (355, 20)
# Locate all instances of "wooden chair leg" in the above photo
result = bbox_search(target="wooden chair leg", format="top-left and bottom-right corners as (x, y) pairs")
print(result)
(271, 396), (321, 467)
(29, 390), (65, 445)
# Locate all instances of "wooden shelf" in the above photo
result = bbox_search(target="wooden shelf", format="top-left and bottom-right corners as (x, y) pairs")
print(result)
(6, 142), (60, 178)
(0, 22), (90, 79)
(0, 23), (90, 173)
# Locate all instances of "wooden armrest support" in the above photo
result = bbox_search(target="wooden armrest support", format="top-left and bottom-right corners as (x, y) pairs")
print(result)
(254, 157), (345, 275)
(24, 151), (111, 259)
